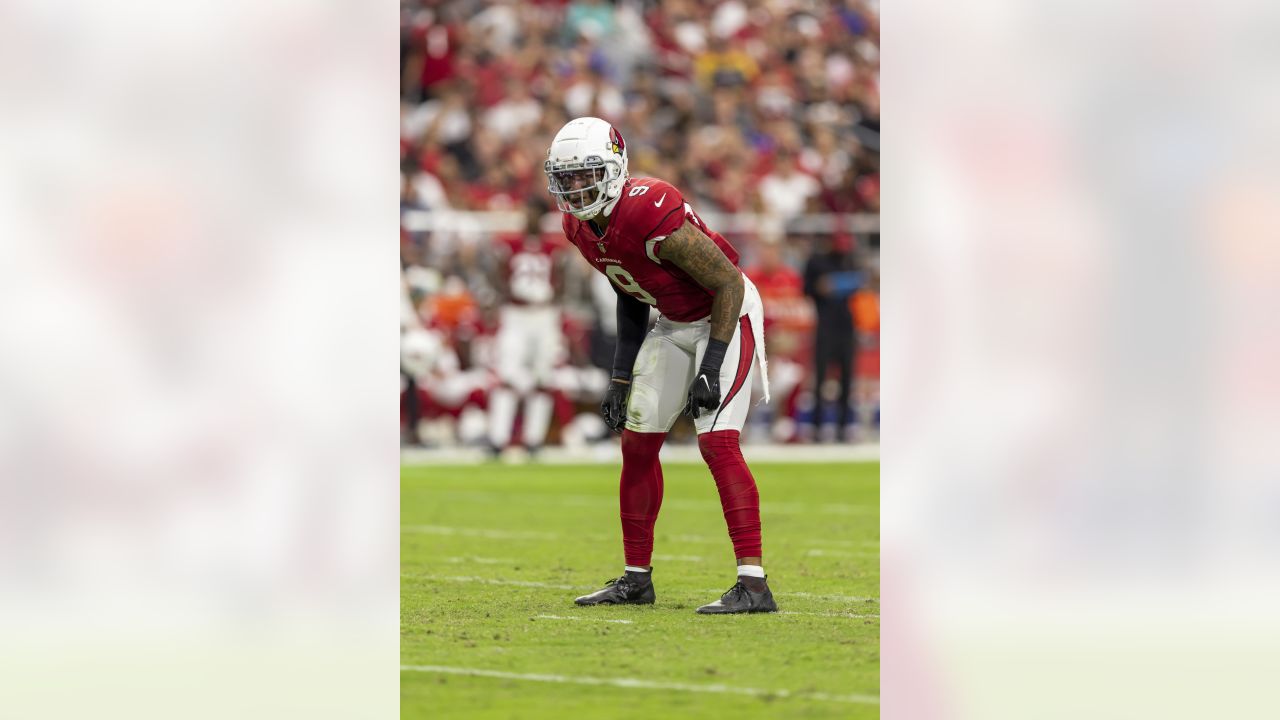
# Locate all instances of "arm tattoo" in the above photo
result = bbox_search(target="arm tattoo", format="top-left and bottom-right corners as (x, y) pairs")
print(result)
(658, 220), (744, 343)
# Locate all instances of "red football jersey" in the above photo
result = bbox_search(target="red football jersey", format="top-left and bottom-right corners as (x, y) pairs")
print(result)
(498, 234), (560, 305)
(562, 177), (739, 322)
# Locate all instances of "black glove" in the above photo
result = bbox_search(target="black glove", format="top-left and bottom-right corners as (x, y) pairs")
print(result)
(685, 338), (729, 419)
(601, 378), (631, 433)
(684, 372), (721, 419)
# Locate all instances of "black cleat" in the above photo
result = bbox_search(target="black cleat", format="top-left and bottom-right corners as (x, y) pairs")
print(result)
(696, 579), (778, 614)
(574, 576), (655, 606)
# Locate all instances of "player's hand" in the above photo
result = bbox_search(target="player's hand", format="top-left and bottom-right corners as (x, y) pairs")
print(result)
(601, 379), (631, 433)
(684, 372), (721, 419)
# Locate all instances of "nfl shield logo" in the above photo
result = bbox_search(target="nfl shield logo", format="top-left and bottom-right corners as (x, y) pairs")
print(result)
(597, 242), (607, 253)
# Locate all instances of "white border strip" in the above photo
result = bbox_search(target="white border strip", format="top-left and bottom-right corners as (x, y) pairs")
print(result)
(400, 665), (879, 705)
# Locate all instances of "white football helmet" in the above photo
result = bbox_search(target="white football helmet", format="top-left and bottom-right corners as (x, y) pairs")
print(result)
(544, 117), (629, 220)
(401, 328), (444, 380)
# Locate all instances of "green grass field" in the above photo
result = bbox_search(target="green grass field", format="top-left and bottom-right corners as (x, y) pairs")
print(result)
(402, 460), (879, 719)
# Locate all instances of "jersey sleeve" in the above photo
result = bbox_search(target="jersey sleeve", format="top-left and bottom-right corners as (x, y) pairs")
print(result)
(621, 180), (686, 264)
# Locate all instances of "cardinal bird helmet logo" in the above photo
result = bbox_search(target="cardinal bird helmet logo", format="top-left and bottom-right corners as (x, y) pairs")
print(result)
(607, 127), (625, 156)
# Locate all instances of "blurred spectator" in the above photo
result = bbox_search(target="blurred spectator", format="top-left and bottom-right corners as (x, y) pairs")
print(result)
(402, 81), (471, 147)
(566, 0), (616, 42)
(403, 0), (880, 195)
(403, 157), (448, 210)
(758, 147), (821, 220)
(746, 240), (810, 442)
(803, 234), (861, 442)
(746, 240), (802, 299)
(484, 78), (542, 141)
(695, 35), (758, 89)
(565, 65), (626, 122)
(851, 263), (880, 440)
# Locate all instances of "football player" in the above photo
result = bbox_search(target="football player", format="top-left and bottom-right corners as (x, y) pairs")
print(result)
(487, 212), (565, 457)
(546, 117), (775, 614)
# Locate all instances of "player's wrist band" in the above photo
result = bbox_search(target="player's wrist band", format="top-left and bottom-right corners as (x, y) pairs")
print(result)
(611, 370), (632, 383)
(699, 338), (730, 377)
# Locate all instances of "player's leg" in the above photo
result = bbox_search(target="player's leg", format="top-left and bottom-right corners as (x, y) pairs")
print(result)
(487, 307), (528, 455)
(486, 385), (517, 452)
(692, 289), (776, 614)
(576, 322), (692, 606)
(619, 323), (696, 571)
(520, 391), (553, 451)
(520, 307), (562, 453)
(811, 329), (831, 441)
(836, 333), (854, 442)
(401, 372), (421, 445)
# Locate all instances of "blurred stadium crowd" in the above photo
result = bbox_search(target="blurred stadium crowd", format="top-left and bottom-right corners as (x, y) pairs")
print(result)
(400, 0), (879, 452)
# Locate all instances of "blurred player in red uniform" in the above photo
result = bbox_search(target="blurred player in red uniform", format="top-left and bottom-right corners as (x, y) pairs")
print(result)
(546, 117), (775, 614)
(745, 242), (810, 442)
(487, 212), (565, 456)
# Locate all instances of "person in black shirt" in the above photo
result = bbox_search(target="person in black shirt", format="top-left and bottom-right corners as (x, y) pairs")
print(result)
(803, 234), (861, 442)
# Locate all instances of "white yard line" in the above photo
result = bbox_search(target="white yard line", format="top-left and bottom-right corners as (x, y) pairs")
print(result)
(794, 537), (880, 549)
(779, 590), (878, 603)
(403, 574), (878, 604)
(405, 574), (586, 590)
(533, 614), (634, 624)
(443, 556), (516, 565)
(400, 665), (879, 705)
(805, 549), (846, 557)
(402, 524), (558, 540)
(779, 610), (880, 620)
(803, 548), (878, 558)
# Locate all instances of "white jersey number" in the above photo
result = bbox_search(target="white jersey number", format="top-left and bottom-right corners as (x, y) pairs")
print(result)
(510, 252), (554, 304)
(605, 265), (657, 305)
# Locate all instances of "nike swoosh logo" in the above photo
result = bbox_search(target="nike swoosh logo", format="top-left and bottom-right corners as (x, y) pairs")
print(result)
(654, 193), (666, 208)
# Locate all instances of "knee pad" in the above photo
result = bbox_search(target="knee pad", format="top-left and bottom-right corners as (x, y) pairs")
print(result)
(622, 429), (666, 463)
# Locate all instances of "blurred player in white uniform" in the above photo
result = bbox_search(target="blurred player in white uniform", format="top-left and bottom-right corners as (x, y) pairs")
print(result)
(402, 325), (490, 446)
(487, 215), (566, 455)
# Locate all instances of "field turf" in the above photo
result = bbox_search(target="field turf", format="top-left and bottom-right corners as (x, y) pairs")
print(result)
(402, 460), (880, 719)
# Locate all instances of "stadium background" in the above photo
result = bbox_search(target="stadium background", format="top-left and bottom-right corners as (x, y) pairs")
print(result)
(399, 0), (879, 452)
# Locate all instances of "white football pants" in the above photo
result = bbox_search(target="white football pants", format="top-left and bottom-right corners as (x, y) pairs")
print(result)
(624, 275), (768, 435)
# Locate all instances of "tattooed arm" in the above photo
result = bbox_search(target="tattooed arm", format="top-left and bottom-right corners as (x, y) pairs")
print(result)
(657, 220), (744, 343)
(657, 219), (745, 418)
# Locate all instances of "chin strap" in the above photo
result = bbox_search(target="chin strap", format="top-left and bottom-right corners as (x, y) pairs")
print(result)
(567, 173), (626, 220)
(600, 185), (624, 217)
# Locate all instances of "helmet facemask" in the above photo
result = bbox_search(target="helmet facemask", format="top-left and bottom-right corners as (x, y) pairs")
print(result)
(545, 156), (622, 220)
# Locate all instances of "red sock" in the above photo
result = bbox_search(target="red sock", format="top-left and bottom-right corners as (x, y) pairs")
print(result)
(619, 430), (666, 567)
(698, 430), (762, 559)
